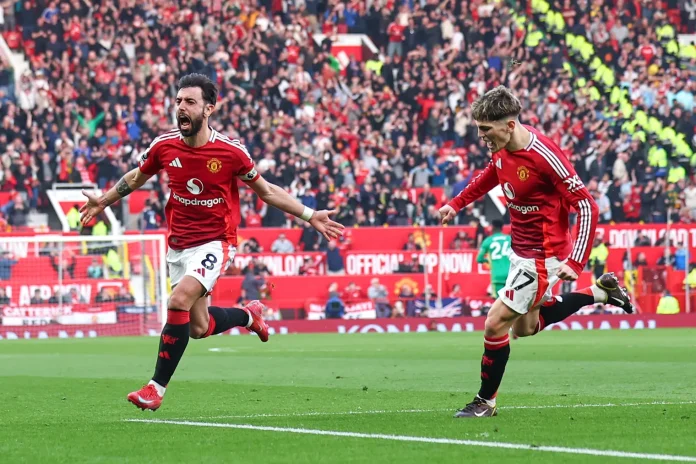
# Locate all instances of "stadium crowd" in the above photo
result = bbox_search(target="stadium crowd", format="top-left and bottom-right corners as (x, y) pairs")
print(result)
(1, 0), (696, 231)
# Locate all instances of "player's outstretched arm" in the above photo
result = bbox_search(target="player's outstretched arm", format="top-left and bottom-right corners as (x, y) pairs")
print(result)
(439, 161), (499, 225)
(247, 176), (345, 240)
(80, 168), (152, 226)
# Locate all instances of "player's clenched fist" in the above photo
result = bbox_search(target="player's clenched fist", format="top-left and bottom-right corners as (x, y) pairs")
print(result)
(439, 204), (457, 225)
(556, 264), (579, 281)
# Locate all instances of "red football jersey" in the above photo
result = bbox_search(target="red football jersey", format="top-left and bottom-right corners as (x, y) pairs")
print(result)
(449, 126), (599, 275)
(138, 128), (260, 250)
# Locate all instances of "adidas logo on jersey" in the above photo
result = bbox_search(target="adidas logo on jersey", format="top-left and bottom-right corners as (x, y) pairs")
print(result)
(194, 268), (206, 277)
(169, 158), (182, 168)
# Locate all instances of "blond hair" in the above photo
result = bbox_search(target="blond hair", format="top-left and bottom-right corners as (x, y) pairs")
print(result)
(471, 86), (522, 122)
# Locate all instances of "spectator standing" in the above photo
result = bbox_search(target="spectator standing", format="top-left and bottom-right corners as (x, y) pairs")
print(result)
(87, 258), (104, 279)
(325, 240), (345, 275)
(368, 278), (390, 318)
(271, 233), (295, 253)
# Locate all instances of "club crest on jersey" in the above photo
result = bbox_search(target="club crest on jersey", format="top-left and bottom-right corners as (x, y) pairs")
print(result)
(517, 166), (530, 181)
(207, 158), (222, 173)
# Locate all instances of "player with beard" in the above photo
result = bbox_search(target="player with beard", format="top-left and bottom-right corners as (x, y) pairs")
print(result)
(439, 86), (634, 418)
(79, 73), (345, 411)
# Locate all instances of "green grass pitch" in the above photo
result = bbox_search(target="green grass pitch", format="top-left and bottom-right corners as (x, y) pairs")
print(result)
(1, 329), (695, 463)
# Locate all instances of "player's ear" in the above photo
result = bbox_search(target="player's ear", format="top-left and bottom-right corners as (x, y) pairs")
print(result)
(204, 103), (215, 118)
(506, 119), (516, 133)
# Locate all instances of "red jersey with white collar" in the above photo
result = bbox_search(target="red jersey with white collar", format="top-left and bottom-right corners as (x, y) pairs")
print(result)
(138, 128), (260, 250)
(448, 125), (598, 275)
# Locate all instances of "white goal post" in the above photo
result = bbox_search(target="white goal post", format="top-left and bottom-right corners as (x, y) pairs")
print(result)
(0, 234), (167, 340)
(46, 187), (122, 234)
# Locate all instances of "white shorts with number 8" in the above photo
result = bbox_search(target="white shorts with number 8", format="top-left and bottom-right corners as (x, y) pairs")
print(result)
(498, 251), (565, 315)
(166, 241), (236, 294)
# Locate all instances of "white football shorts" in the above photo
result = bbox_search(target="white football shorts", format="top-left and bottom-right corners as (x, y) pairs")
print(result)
(498, 251), (565, 315)
(166, 240), (235, 294)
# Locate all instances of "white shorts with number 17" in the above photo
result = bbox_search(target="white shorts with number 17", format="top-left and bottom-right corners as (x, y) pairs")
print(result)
(166, 241), (236, 294)
(498, 252), (565, 315)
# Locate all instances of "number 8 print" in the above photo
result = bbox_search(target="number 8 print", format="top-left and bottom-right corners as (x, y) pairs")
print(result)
(201, 253), (218, 270)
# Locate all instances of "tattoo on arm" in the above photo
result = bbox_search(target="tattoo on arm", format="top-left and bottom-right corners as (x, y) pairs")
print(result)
(116, 177), (133, 197)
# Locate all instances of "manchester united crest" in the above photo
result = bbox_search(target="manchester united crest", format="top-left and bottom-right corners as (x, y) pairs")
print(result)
(394, 277), (420, 296)
(207, 158), (222, 173)
(517, 166), (530, 181)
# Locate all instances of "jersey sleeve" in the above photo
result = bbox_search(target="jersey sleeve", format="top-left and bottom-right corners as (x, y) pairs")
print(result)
(137, 139), (164, 176)
(447, 160), (499, 212)
(477, 237), (491, 263)
(231, 140), (260, 183)
(538, 146), (599, 276)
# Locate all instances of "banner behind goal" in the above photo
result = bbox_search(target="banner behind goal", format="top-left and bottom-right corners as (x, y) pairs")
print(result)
(0, 235), (167, 340)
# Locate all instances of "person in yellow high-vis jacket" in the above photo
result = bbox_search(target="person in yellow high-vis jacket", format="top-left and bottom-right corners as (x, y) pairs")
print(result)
(66, 205), (81, 230)
(656, 291), (680, 314)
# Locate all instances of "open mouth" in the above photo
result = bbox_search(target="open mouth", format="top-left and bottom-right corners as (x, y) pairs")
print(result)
(178, 114), (191, 131)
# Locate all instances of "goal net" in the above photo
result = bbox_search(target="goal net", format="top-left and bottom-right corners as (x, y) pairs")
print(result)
(0, 234), (167, 340)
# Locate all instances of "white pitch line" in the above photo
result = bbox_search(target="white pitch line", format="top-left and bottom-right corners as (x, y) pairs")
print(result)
(173, 400), (696, 420)
(179, 408), (441, 421)
(505, 400), (696, 410)
(124, 419), (696, 462)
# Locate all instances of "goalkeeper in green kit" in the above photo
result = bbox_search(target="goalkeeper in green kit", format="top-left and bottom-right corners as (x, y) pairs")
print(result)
(477, 220), (511, 299)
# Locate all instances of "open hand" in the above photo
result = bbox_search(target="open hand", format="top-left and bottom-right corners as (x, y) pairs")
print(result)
(308, 209), (345, 241)
(79, 190), (104, 226)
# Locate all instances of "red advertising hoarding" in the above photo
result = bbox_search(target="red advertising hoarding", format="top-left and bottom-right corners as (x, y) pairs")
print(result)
(211, 273), (595, 308)
(230, 252), (325, 276)
(2, 313), (694, 339)
(262, 313), (696, 334)
(3, 224), (696, 251)
(232, 224), (696, 252)
(0, 279), (129, 306)
(226, 247), (680, 277)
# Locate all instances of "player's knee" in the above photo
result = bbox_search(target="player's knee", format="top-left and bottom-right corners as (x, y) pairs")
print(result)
(169, 289), (203, 311)
(484, 315), (505, 337)
(168, 277), (206, 311)
(484, 310), (512, 337)
(168, 292), (193, 312)
(484, 300), (518, 337)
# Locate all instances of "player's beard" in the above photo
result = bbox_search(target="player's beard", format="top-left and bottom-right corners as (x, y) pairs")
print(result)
(177, 112), (204, 137)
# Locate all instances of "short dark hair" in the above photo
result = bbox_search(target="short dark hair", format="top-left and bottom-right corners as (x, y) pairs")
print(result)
(471, 86), (521, 122)
(491, 219), (504, 231)
(177, 73), (218, 106)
